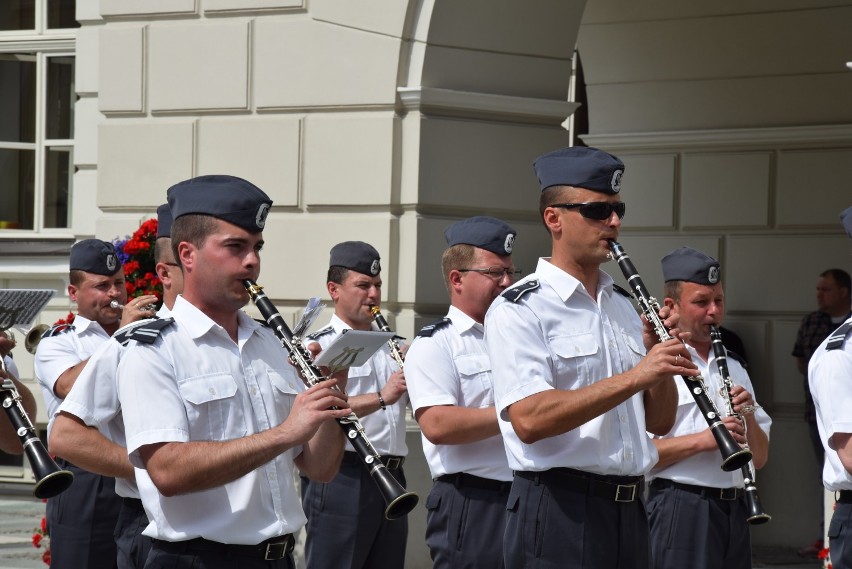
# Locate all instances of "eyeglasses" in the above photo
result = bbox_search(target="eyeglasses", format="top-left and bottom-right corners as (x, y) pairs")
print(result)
(550, 201), (626, 220)
(458, 266), (522, 279)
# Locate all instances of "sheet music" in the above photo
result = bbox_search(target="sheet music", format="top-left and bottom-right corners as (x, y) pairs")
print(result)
(293, 297), (325, 338)
(0, 289), (56, 331)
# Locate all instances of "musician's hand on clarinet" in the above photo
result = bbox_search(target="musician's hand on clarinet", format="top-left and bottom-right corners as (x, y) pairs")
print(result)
(381, 370), (407, 406)
(720, 415), (747, 446)
(728, 385), (756, 416)
(633, 338), (698, 389)
(284, 378), (352, 444)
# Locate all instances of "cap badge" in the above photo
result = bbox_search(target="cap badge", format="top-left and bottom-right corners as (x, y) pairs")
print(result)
(106, 254), (118, 272)
(708, 266), (720, 284)
(370, 259), (380, 276)
(504, 234), (515, 254)
(611, 170), (623, 193)
(256, 203), (270, 230)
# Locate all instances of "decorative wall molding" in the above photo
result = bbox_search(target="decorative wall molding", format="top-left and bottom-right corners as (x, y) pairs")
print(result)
(583, 124), (852, 151)
(397, 86), (578, 125)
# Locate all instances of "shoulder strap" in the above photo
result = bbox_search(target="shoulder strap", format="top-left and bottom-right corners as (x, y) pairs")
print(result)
(43, 323), (74, 337)
(417, 318), (451, 338)
(112, 317), (158, 347)
(307, 325), (334, 341)
(612, 284), (633, 300)
(501, 279), (540, 303)
(827, 320), (852, 350)
(126, 317), (175, 345)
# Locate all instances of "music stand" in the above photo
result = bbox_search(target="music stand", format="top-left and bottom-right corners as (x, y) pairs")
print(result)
(0, 289), (56, 332)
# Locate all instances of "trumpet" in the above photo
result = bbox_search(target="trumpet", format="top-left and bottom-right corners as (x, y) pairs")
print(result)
(243, 280), (419, 520)
(109, 300), (157, 312)
(369, 306), (405, 369)
(607, 240), (752, 472)
(709, 325), (771, 524)
(0, 359), (74, 499)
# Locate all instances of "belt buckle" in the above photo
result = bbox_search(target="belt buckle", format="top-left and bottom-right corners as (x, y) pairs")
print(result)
(719, 488), (737, 501)
(263, 538), (290, 561)
(385, 457), (402, 470)
(615, 483), (637, 502)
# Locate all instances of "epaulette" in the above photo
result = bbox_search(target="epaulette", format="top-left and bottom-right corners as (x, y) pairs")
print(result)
(612, 284), (633, 299)
(417, 318), (451, 338)
(827, 320), (852, 350)
(501, 279), (540, 303)
(126, 317), (175, 344)
(726, 350), (748, 368)
(43, 323), (74, 337)
(113, 318), (158, 347)
(307, 325), (334, 341)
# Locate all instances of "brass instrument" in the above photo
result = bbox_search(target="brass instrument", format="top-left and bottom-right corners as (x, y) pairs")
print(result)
(25, 324), (49, 355)
(607, 240), (752, 472)
(709, 325), (771, 524)
(109, 300), (157, 312)
(0, 359), (74, 499)
(243, 280), (419, 520)
(369, 306), (405, 369)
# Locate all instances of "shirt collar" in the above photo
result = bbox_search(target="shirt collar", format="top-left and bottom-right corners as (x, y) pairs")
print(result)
(172, 295), (262, 340)
(447, 305), (482, 334)
(534, 257), (617, 302)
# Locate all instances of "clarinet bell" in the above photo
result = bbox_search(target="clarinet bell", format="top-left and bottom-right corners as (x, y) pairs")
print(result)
(744, 486), (771, 525)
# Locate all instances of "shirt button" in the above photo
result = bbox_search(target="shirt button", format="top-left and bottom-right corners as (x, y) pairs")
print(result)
(619, 415), (627, 423)
(209, 388), (215, 395)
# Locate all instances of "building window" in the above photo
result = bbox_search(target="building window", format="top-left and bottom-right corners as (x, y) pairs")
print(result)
(0, 0), (78, 232)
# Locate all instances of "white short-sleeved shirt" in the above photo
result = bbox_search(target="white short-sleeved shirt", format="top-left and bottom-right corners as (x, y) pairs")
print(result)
(58, 307), (173, 499)
(35, 315), (112, 435)
(117, 296), (307, 543)
(309, 314), (407, 456)
(406, 305), (511, 482)
(485, 257), (657, 476)
(809, 317), (852, 491)
(649, 343), (772, 488)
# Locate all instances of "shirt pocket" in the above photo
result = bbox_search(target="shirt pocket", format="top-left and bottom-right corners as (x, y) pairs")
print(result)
(621, 334), (645, 369)
(549, 333), (600, 388)
(179, 373), (247, 441)
(267, 368), (301, 417)
(455, 354), (494, 406)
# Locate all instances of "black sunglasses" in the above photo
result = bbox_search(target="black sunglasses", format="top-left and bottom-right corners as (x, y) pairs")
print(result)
(550, 201), (626, 220)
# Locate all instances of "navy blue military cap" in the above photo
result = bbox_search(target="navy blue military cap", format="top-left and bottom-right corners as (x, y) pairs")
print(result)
(661, 247), (721, 285)
(444, 216), (517, 256)
(166, 175), (272, 233)
(156, 203), (173, 238)
(70, 239), (121, 276)
(329, 241), (381, 276)
(533, 146), (624, 194)
(841, 206), (852, 239)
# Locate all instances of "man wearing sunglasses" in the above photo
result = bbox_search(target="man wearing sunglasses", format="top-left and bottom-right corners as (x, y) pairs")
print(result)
(406, 216), (517, 569)
(485, 146), (695, 569)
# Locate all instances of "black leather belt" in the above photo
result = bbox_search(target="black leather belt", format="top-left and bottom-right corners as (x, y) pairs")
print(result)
(515, 468), (643, 503)
(437, 472), (511, 493)
(121, 498), (144, 511)
(837, 490), (852, 503)
(650, 478), (741, 501)
(152, 535), (295, 561)
(343, 451), (405, 470)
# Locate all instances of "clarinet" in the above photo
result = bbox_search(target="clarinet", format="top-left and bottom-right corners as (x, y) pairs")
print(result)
(709, 325), (771, 524)
(0, 361), (74, 499)
(369, 306), (405, 369)
(243, 280), (419, 520)
(607, 240), (752, 472)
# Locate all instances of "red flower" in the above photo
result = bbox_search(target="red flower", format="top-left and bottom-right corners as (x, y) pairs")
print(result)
(32, 533), (42, 547)
(112, 217), (163, 304)
(40, 516), (46, 533)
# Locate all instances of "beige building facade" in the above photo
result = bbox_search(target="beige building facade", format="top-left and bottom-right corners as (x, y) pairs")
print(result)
(2, 0), (852, 563)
